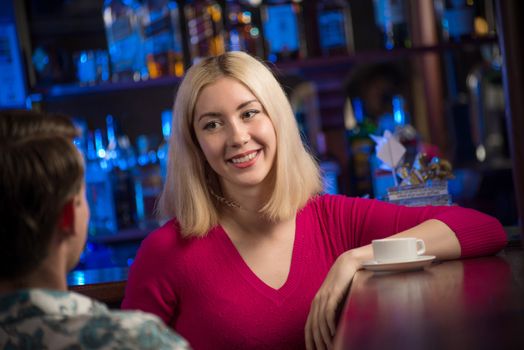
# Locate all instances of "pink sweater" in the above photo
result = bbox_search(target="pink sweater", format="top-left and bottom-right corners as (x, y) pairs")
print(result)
(122, 195), (507, 350)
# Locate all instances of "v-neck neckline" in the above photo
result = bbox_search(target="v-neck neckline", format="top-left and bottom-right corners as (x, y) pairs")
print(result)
(215, 212), (305, 304)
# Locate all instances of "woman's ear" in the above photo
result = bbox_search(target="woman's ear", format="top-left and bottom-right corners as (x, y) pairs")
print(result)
(58, 199), (75, 234)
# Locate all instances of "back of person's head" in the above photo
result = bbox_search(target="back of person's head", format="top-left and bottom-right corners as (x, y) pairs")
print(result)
(158, 51), (322, 237)
(0, 110), (84, 280)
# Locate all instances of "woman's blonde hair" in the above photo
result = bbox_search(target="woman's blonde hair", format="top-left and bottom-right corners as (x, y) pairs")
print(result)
(158, 51), (322, 237)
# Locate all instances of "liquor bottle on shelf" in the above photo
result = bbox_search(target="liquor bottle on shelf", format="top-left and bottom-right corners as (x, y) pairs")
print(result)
(372, 0), (411, 49)
(433, 0), (474, 42)
(345, 97), (376, 197)
(371, 95), (417, 199)
(261, 0), (306, 62)
(224, 0), (265, 58)
(316, 0), (354, 56)
(103, 0), (148, 82)
(467, 46), (508, 165)
(157, 109), (173, 181)
(85, 130), (118, 236)
(183, 0), (226, 64)
(134, 135), (163, 229)
(142, 0), (185, 78)
(473, 0), (497, 37)
(105, 114), (139, 230)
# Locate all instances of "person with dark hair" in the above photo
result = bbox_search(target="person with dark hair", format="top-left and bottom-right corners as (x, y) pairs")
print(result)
(0, 110), (190, 349)
(121, 52), (507, 350)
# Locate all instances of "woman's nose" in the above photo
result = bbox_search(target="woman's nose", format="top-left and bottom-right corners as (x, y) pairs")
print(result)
(228, 122), (250, 147)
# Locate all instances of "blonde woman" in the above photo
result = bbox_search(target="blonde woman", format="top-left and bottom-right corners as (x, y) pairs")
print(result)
(122, 52), (506, 350)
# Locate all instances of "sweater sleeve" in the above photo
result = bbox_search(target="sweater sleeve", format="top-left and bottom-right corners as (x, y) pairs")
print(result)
(431, 207), (507, 257)
(121, 222), (180, 325)
(321, 195), (507, 258)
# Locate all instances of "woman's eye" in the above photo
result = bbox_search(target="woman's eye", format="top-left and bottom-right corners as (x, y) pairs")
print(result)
(243, 110), (259, 119)
(203, 121), (219, 130)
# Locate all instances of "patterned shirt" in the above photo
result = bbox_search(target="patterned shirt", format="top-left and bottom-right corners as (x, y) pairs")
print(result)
(0, 289), (190, 349)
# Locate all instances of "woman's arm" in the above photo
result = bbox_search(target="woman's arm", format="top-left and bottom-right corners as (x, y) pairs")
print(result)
(305, 197), (507, 350)
(305, 219), (461, 350)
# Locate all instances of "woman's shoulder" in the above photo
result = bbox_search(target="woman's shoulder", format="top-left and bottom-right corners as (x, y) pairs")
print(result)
(140, 218), (218, 257)
(139, 219), (185, 253)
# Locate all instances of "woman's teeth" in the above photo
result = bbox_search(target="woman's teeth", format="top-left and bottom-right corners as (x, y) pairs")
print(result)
(231, 151), (257, 164)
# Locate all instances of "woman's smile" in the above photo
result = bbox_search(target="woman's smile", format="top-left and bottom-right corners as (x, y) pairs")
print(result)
(228, 150), (260, 168)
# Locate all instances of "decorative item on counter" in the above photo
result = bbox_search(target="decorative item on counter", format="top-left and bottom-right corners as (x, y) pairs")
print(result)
(387, 152), (455, 207)
(397, 153), (454, 186)
(370, 130), (406, 187)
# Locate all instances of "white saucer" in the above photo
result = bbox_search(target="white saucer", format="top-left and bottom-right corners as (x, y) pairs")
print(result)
(362, 255), (436, 272)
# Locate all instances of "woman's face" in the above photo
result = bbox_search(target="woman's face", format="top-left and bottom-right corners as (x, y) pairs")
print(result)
(193, 77), (277, 196)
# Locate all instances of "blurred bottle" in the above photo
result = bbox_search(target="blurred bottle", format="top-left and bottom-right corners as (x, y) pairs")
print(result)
(392, 95), (417, 164)
(157, 109), (173, 181)
(142, 0), (185, 78)
(183, 0), (226, 64)
(372, 0), (411, 49)
(316, 0), (354, 56)
(105, 115), (139, 230)
(95, 50), (111, 83)
(134, 135), (163, 228)
(467, 46), (508, 165)
(261, 0), (306, 62)
(345, 97), (376, 197)
(371, 95), (417, 199)
(317, 132), (340, 195)
(74, 50), (97, 85)
(224, 0), (265, 57)
(434, 0), (474, 42)
(473, 0), (497, 37)
(85, 129), (118, 236)
(31, 44), (74, 85)
(72, 118), (89, 155)
(103, 0), (148, 82)
(375, 94), (409, 133)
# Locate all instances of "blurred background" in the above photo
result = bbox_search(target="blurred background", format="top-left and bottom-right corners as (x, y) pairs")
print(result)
(1, 0), (521, 274)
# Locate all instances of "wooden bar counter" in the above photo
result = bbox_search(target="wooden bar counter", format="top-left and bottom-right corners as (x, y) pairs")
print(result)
(334, 247), (524, 349)
(68, 267), (128, 309)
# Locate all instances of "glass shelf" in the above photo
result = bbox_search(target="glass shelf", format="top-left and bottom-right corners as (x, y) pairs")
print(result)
(29, 36), (497, 102)
(30, 75), (182, 101)
(275, 36), (499, 70)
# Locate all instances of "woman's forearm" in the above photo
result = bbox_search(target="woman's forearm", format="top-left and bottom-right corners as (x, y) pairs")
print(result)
(345, 219), (461, 269)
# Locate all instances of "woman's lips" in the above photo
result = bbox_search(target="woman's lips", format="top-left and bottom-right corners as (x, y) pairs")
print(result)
(228, 150), (260, 168)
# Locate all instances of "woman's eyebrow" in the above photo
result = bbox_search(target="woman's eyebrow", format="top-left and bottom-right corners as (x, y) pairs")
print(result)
(196, 111), (221, 122)
(236, 99), (259, 110)
(197, 99), (260, 122)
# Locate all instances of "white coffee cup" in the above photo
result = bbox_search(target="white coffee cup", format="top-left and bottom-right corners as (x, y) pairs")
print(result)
(372, 237), (426, 263)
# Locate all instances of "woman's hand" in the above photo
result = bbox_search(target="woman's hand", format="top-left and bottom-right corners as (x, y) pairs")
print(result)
(305, 250), (363, 350)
